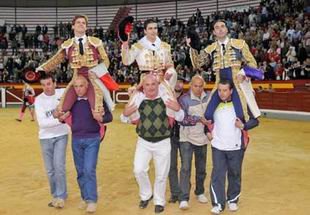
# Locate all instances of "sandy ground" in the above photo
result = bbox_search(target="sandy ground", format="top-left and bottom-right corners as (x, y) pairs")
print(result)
(0, 106), (310, 215)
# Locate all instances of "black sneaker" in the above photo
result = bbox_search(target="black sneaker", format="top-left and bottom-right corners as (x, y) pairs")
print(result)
(139, 195), (153, 209)
(168, 195), (178, 203)
(155, 205), (164, 213)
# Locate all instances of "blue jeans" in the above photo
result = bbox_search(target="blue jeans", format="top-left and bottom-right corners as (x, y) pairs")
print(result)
(40, 134), (68, 200)
(179, 142), (207, 201)
(72, 135), (101, 203)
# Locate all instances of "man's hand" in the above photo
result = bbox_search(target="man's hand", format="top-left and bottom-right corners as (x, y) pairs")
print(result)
(235, 118), (244, 130)
(165, 98), (181, 112)
(58, 111), (70, 122)
(164, 72), (173, 81)
(207, 132), (213, 141)
(200, 117), (209, 126)
(88, 71), (96, 80)
(128, 85), (137, 96)
(123, 103), (138, 117)
(237, 74), (246, 83)
(92, 107), (105, 122)
(53, 108), (64, 119)
(122, 41), (129, 49)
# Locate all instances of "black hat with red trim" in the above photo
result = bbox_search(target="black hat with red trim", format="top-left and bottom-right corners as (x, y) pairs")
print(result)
(118, 16), (134, 42)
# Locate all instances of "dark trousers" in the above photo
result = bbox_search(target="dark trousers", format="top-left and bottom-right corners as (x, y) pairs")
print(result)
(210, 147), (245, 210)
(168, 136), (181, 199)
(179, 142), (207, 201)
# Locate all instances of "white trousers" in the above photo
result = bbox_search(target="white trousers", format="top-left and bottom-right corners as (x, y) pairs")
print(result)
(133, 137), (171, 206)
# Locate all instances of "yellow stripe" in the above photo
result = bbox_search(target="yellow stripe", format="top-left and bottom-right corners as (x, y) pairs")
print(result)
(0, 82), (295, 90)
(216, 102), (233, 111)
(252, 83), (294, 89)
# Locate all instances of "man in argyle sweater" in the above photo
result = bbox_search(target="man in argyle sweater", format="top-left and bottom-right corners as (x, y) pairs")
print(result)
(121, 74), (184, 214)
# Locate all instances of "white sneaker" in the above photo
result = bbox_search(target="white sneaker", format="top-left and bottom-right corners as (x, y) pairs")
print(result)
(228, 202), (238, 211)
(196, 194), (208, 203)
(78, 201), (87, 210)
(210, 206), (222, 214)
(179, 201), (189, 210)
(86, 202), (97, 213)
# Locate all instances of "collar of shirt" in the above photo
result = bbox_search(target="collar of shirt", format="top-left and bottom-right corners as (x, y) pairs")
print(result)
(140, 36), (161, 51)
(221, 100), (232, 104)
(190, 90), (207, 101)
(217, 100), (233, 110)
(218, 37), (229, 55)
(144, 94), (161, 100)
(218, 37), (229, 46)
(74, 35), (87, 45)
(77, 97), (88, 101)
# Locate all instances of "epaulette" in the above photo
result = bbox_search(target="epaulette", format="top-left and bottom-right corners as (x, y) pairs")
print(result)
(133, 42), (143, 50)
(88, 36), (102, 47)
(160, 42), (171, 49)
(61, 38), (74, 49)
(204, 42), (217, 54)
(231, 39), (245, 50)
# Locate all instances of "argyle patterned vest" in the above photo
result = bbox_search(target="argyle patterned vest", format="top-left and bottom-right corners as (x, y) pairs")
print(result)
(136, 98), (170, 142)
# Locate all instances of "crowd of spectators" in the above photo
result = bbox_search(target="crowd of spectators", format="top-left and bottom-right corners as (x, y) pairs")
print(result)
(0, 0), (309, 83)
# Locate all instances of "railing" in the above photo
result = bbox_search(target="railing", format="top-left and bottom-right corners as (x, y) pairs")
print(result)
(1, 80), (310, 111)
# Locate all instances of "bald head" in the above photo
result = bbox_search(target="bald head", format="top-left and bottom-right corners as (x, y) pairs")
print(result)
(142, 73), (158, 84)
(74, 75), (89, 97)
(142, 74), (159, 99)
(190, 75), (205, 98)
(190, 75), (204, 85)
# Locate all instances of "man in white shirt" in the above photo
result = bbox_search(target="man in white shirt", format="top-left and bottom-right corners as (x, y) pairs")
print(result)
(121, 74), (184, 214)
(208, 79), (259, 214)
(34, 74), (69, 209)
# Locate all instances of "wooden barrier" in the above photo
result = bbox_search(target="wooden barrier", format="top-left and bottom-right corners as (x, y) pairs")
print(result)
(1, 80), (310, 111)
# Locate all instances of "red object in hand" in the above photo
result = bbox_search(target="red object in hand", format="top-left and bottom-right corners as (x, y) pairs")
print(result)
(125, 23), (133, 35)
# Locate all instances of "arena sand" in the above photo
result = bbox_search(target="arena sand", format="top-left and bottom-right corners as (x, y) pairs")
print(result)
(0, 106), (309, 215)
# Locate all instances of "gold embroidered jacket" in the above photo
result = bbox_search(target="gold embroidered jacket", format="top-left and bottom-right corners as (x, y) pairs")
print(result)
(121, 41), (173, 71)
(190, 38), (259, 121)
(40, 36), (109, 72)
(190, 38), (257, 71)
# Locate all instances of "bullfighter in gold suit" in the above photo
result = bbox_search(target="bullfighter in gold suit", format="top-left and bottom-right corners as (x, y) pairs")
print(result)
(38, 15), (118, 113)
(187, 19), (262, 123)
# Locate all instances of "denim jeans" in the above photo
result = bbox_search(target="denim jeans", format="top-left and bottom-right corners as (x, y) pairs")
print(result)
(72, 135), (101, 203)
(179, 141), (207, 201)
(40, 134), (68, 200)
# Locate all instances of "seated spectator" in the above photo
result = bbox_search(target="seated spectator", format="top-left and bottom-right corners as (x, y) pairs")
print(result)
(266, 83), (275, 92)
